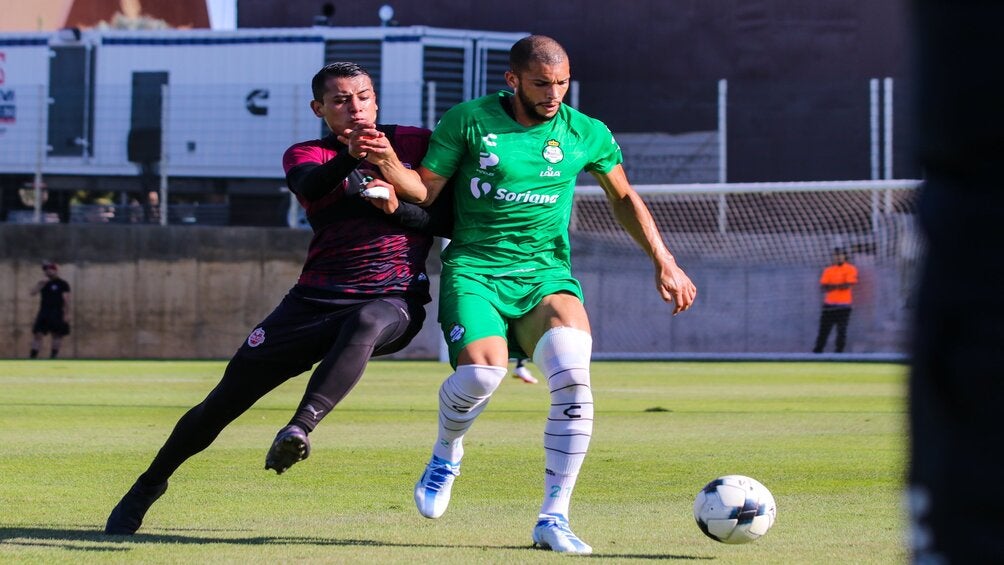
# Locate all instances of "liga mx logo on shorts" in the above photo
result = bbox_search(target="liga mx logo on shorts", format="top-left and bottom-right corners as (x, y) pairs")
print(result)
(448, 323), (465, 343)
(247, 327), (265, 347)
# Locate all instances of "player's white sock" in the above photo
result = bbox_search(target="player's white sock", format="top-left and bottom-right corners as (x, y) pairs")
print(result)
(542, 470), (580, 518)
(533, 327), (593, 518)
(432, 364), (507, 463)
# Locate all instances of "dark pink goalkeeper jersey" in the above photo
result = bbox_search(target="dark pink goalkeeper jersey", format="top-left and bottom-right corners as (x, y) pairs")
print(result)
(282, 125), (433, 300)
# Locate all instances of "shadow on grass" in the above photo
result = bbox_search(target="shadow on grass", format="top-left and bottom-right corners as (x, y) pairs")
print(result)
(1, 526), (711, 560)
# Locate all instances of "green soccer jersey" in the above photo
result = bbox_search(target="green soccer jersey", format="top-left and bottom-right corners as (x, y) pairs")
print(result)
(422, 91), (623, 277)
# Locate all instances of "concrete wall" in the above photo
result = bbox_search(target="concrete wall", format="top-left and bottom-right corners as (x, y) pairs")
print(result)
(577, 246), (911, 356)
(0, 225), (912, 359)
(0, 225), (444, 359)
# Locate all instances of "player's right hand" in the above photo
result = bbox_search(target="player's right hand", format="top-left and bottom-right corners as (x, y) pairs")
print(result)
(656, 259), (697, 315)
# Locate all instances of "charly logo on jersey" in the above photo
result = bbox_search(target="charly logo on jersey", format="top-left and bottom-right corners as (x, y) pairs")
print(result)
(542, 139), (563, 164)
(448, 323), (466, 343)
(469, 177), (559, 204)
(479, 133), (500, 172)
(247, 327), (265, 347)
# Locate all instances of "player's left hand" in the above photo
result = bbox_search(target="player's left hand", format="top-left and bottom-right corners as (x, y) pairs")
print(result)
(361, 178), (399, 214)
(656, 259), (697, 315)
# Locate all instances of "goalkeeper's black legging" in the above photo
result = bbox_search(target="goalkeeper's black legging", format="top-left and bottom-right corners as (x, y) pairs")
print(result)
(138, 291), (425, 485)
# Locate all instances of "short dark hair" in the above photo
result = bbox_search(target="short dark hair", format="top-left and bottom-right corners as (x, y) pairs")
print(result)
(311, 62), (371, 101)
(509, 35), (568, 74)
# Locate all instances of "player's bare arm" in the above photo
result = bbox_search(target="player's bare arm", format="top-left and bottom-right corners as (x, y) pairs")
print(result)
(363, 139), (449, 205)
(591, 164), (697, 314)
(338, 123), (444, 205)
(370, 160), (448, 207)
(410, 168), (449, 205)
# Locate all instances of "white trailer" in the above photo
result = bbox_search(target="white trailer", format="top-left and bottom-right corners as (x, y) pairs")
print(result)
(0, 26), (523, 206)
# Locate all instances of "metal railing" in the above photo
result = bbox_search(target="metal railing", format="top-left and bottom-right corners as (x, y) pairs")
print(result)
(67, 203), (229, 225)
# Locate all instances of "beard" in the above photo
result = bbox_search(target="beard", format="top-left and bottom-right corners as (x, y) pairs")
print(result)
(516, 88), (557, 123)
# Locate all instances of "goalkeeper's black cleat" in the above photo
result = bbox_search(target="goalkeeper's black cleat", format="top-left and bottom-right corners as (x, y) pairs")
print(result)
(104, 479), (168, 535)
(265, 425), (310, 475)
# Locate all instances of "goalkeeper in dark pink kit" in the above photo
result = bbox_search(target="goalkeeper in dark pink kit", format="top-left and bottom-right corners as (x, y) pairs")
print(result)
(105, 62), (449, 535)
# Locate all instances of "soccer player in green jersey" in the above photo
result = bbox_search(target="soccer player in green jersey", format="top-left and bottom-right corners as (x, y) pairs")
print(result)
(351, 35), (696, 555)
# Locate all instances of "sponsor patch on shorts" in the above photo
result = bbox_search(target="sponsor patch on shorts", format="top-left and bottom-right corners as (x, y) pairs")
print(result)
(448, 323), (465, 343)
(247, 327), (266, 347)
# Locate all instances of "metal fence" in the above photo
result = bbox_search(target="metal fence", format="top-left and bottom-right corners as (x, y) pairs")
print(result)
(3, 77), (909, 226)
(67, 203), (229, 225)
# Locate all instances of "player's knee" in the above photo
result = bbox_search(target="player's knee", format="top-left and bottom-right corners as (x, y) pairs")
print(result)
(439, 365), (507, 424)
(534, 327), (593, 418)
(353, 300), (405, 340)
(450, 364), (507, 398)
(532, 327), (592, 379)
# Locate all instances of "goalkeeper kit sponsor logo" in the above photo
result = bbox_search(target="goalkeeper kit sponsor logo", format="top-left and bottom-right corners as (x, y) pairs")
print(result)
(469, 177), (560, 205)
(247, 327), (265, 347)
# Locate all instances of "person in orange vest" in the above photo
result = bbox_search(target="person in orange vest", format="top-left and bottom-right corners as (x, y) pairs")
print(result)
(812, 248), (858, 353)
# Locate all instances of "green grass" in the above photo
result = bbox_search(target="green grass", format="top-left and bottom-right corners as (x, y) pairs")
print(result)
(0, 360), (907, 564)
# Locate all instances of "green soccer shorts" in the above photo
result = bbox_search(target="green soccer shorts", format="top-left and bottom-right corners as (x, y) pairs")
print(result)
(438, 268), (584, 368)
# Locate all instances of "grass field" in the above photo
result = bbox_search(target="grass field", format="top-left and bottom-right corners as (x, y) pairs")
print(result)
(0, 360), (908, 564)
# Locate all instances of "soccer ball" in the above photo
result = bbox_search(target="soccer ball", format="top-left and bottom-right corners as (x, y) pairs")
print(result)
(693, 474), (776, 544)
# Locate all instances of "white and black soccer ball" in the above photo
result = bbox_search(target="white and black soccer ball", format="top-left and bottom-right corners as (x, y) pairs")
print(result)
(693, 474), (776, 544)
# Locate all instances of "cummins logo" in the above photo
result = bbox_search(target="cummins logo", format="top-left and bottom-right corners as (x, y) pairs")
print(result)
(246, 89), (269, 116)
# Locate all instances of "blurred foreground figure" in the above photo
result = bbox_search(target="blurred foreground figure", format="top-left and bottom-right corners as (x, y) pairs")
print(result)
(908, 1), (1004, 563)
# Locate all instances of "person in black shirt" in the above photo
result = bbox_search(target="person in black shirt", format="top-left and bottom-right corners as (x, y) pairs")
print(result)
(30, 261), (71, 359)
(104, 62), (451, 536)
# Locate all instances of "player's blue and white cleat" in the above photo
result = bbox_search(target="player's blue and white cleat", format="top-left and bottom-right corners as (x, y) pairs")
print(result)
(532, 513), (593, 555)
(414, 455), (460, 519)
